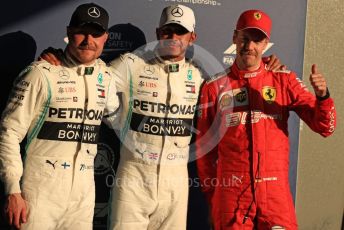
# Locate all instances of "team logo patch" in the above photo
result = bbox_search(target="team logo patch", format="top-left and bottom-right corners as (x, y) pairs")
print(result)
(59, 70), (70, 80)
(88, 7), (101, 18)
(144, 65), (155, 75)
(97, 73), (103, 84)
(187, 70), (193, 80)
(262, 86), (276, 104)
(254, 12), (262, 20)
(171, 7), (183, 17)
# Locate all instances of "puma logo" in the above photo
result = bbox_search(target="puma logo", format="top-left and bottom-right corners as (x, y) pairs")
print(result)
(128, 56), (135, 62)
(135, 149), (146, 158)
(46, 160), (58, 169)
(43, 66), (51, 71)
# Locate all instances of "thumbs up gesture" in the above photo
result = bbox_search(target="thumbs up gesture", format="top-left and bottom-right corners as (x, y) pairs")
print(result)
(309, 64), (327, 97)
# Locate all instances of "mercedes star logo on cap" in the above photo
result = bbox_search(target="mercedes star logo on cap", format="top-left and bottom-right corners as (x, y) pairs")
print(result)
(88, 7), (100, 18)
(171, 7), (183, 17)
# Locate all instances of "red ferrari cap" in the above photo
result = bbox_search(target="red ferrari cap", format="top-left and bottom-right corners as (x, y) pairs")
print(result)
(236, 9), (272, 38)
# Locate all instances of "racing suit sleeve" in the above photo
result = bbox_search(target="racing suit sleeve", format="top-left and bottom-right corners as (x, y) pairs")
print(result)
(287, 72), (336, 137)
(107, 55), (132, 131)
(196, 82), (219, 204)
(102, 70), (120, 128)
(0, 65), (47, 194)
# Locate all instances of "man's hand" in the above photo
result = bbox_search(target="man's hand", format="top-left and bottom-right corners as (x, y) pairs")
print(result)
(5, 193), (27, 229)
(309, 64), (327, 97)
(38, 47), (63, 66)
(263, 54), (287, 71)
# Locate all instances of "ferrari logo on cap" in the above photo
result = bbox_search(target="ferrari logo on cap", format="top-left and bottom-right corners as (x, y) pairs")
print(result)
(254, 12), (262, 20)
(262, 86), (276, 104)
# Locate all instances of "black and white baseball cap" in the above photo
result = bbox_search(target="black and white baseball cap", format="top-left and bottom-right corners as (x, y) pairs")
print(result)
(69, 3), (109, 31)
(159, 4), (196, 32)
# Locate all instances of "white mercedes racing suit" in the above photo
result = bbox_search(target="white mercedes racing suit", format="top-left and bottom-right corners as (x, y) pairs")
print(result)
(0, 54), (118, 230)
(108, 52), (203, 230)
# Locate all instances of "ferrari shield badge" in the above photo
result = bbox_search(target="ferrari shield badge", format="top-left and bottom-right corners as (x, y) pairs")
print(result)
(262, 86), (276, 104)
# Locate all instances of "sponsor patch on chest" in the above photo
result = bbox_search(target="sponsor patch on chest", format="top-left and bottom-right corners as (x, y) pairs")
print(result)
(218, 87), (248, 110)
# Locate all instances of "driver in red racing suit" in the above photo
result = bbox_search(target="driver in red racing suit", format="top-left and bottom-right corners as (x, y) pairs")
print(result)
(196, 9), (336, 230)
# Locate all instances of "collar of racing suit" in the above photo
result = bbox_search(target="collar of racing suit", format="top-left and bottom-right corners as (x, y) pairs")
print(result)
(232, 60), (267, 79)
(154, 49), (187, 73)
(63, 50), (100, 76)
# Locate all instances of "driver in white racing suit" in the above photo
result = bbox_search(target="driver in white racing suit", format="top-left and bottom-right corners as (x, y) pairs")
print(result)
(0, 3), (118, 230)
(108, 4), (202, 230)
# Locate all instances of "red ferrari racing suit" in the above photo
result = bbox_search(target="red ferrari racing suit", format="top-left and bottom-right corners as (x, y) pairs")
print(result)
(196, 61), (336, 230)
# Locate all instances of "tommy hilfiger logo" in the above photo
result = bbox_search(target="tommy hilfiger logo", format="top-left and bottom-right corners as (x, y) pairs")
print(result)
(98, 88), (105, 98)
(186, 85), (196, 94)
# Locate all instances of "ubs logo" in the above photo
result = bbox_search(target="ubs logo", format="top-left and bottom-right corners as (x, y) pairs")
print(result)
(139, 81), (157, 88)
